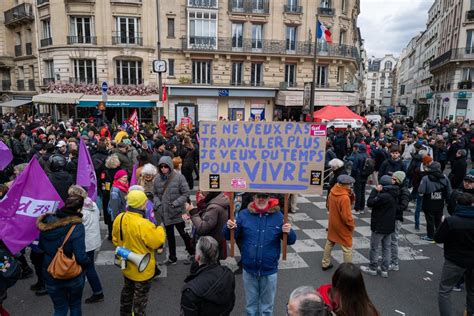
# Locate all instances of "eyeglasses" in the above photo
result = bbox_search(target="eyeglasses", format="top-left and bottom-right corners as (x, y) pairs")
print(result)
(159, 165), (170, 169)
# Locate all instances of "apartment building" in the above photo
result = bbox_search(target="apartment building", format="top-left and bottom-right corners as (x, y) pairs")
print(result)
(363, 54), (397, 112)
(429, 0), (474, 123)
(159, 0), (362, 122)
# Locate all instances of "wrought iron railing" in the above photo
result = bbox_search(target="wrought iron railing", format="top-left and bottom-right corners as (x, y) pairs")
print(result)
(284, 5), (303, 13)
(228, 0), (270, 14)
(67, 36), (97, 45)
(14, 45), (22, 57)
(318, 7), (335, 15)
(1, 80), (11, 91)
(25, 42), (32, 55)
(28, 79), (35, 91)
(112, 32), (143, 46)
(17, 80), (25, 91)
(40, 37), (53, 47)
(4, 3), (34, 26)
(188, 0), (218, 8)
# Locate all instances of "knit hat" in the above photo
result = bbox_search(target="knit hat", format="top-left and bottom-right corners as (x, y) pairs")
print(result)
(392, 171), (406, 184)
(380, 175), (393, 186)
(422, 155), (433, 165)
(428, 161), (441, 172)
(127, 190), (148, 209)
(114, 169), (128, 181)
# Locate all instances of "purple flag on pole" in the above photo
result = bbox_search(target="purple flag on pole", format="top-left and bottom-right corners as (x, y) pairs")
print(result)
(77, 139), (97, 201)
(0, 140), (13, 171)
(130, 163), (138, 186)
(0, 157), (64, 254)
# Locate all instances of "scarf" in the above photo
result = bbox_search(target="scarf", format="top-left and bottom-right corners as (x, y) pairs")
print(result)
(113, 179), (129, 193)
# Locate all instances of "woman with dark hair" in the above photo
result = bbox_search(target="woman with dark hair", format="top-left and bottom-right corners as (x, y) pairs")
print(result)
(186, 191), (229, 259)
(317, 263), (379, 316)
(180, 137), (196, 190)
(37, 195), (91, 316)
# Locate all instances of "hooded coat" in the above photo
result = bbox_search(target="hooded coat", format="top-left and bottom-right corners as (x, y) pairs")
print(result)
(367, 185), (400, 234)
(223, 198), (296, 276)
(37, 214), (90, 285)
(190, 193), (229, 259)
(327, 184), (355, 247)
(418, 168), (452, 212)
(153, 156), (190, 226)
(81, 197), (102, 252)
(181, 263), (235, 316)
(378, 158), (405, 181)
(449, 156), (467, 189)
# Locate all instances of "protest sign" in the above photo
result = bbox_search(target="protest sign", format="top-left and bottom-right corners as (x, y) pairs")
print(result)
(199, 121), (326, 194)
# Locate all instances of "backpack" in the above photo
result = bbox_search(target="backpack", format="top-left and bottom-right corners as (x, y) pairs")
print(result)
(47, 225), (82, 280)
(361, 158), (375, 177)
(0, 245), (22, 288)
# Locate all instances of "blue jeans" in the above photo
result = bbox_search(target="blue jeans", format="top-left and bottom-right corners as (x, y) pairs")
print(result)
(369, 232), (391, 272)
(86, 251), (103, 295)
(46, 275), (85, 316)
(415, 195), (423, 229)
(242, 270), (278, 316)
(390, 220), (402, 266)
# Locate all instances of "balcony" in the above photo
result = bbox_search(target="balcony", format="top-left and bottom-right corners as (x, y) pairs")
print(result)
(67, 36), (97, 45)
(182, 37), (359, 60)
(467, 10), (474, 21)
(14, 45), (22, 57)
(17, 80), (25, 91)
(188, 0), (217, 8)
(40, 38), (53, 47)
(4, 3), (34, 27)
(1, 80), (11, 91)
(228, 0), (270, 14)
(42, 78), (55, 86)
(112, 32), (143, 46)
(37, 0), (49, 5)
(25, 43), (32, 55)
(458, 80), (472, 90)
(318, 7), (335, 16)
(430, 48), (474, 71)
(283, 5), (303, 13)
(114, 78), (144, 85)
(230, 80), (265, 87)
(28, 79), (35, 91)
(69, 78), (97, 85)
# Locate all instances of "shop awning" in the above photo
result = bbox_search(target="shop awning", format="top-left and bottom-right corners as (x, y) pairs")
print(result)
(32, 93), (84, 104)
(276, 90), (360, 107)
(0, 99), (32, 108)
(78, 95), (161, 108)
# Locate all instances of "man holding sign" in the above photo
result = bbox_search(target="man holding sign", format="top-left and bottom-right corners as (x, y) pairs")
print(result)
(224, 193), (296, 316)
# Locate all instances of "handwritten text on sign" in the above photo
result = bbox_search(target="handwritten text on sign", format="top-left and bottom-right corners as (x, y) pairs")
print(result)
(199, 121), (326, 194)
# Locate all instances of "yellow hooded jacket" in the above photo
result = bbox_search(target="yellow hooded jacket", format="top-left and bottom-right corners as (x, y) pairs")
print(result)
(112, 211), (166, 281)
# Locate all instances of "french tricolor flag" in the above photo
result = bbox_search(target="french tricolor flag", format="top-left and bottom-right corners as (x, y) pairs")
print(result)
(317, 20), (333, 43)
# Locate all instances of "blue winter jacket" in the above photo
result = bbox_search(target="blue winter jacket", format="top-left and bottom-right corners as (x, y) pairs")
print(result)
(223, 199), (297, 276)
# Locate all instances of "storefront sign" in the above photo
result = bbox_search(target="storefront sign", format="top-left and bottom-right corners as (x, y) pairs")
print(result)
(78, 100), (157, 108)
(199, 121), (326, 194)
(218, 89), (229, 97)
(455, 92), (472, 99)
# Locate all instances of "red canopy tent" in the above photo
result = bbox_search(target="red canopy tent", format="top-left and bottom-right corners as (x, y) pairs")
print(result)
(312, 105), (367, 128)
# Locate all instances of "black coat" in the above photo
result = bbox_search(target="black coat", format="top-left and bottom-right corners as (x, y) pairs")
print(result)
(367, 185), (399, 234)
(181, 263), (235, 316)
(48, 170), (74, 202)
(449, 157), (467, 189)
(396, 184), (410, 222)
(333, 134), (348, 159)
(378, 158), (405, 181)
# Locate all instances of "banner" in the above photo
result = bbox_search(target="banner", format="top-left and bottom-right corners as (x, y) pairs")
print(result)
(0, 140), (13, 171)
(199, 121), (327, 194)
(0, 157), (63, 254)
(130, 164), (138, 186)
(77, 139), (97, 201)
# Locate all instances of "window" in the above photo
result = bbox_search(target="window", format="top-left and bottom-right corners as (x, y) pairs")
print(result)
(42, 19), (51, 39)
(192, 60), (212, 84)
(288, 0), (298, 7)
(30, 65), (34, 79)
(115, 60), (143, 85)
(251, 63), (263, 86)
(400, 85), (405, 95)
(471, 0), (474, 9)
(371, 86), (375, 92)
(341, 0), (346, 13)
(339, 30), (345, 45)
(316, 65), (327, 87)
(252, 0), (264, 12)
(384, 61), (393, 70)
(371, 93), (375, 98)
(115, 17), (141, 44)
(466, 30), (474, 54)
(232, 23), (243, 50)
(320, 0), (331, 8)
(167, 18), (175, 38)
(168, 59), (175, 76)
(231, 62), (243, 85)
(73, 59), (97, 84)
(252, 24), (262, 50)
(284, 64), (296, 87)
(337, 66), (344, 83)
(15, 32), (21, 45)
(69, 16), (94, 43)
(188, 11), (217, 48)
(286, 26), (297, 51)
(45, 60), (54, 79)
(462, 68), (474, 81)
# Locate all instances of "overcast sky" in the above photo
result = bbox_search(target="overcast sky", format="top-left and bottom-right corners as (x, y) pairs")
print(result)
(358, 0), (434, 59)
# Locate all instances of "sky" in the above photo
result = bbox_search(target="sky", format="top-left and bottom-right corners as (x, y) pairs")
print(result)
(358, 0), (434, 59)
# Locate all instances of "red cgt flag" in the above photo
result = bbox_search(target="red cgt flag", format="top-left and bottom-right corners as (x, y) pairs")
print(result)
(162, 84), (167, 102)
(128, 109), (139, 132)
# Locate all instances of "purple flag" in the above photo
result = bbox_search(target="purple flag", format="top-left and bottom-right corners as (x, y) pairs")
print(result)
(0, 140), (13, 171)
(130, 163), (138, 186)
(0, 157), (64, 254)
(77, 139), (97, 201)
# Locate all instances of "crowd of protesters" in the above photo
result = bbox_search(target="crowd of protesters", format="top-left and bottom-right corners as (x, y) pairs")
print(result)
(0, 111), (473, 315)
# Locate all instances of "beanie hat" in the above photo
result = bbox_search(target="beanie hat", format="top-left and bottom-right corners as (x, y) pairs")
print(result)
(422, 155), (433, 165)
(380, 175), (393, 186)
(127, 190), (148, 209)
(428, 161), (442, 172)
(114, 169), (128, 181)
(392, 171), (406, 184)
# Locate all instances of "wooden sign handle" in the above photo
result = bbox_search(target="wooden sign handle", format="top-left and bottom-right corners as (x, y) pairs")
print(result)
(282, 193), (289, 260)
(229, 192), (235, 257)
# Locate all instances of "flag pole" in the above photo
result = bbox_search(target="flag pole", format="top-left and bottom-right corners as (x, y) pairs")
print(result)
(309, 14), (319, 121)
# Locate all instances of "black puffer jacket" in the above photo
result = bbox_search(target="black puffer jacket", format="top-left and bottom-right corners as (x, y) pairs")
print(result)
(378, 158), (405, 181)
(181, 263), (235, 316)
(396, 184), (410, 222)
(48, 170), (74, 202)
(367, 185), (399, 234)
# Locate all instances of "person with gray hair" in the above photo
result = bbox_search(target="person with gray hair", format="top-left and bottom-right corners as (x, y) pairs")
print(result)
(327, 158), (348, 193)
(181, 236), (235, 315)
(287, 286), (330, 316)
